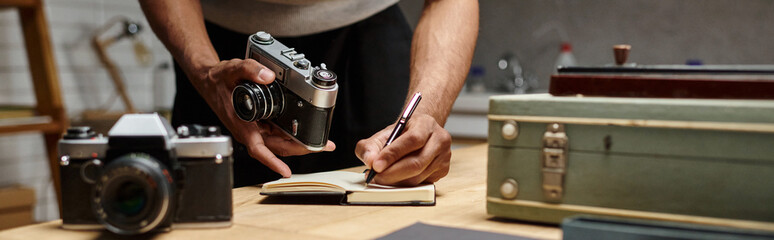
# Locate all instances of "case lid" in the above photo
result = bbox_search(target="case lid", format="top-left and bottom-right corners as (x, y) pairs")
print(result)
(490, 94), (774, 124)
(550, 65), (774, 99)
(488, 94), (774, 161)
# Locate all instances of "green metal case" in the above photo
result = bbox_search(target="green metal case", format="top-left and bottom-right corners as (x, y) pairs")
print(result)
(486, 94), (774, 231)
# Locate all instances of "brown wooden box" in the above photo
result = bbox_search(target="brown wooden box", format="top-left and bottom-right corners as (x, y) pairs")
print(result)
(549, 65), (774, 99)
(0, 186), (36, 230)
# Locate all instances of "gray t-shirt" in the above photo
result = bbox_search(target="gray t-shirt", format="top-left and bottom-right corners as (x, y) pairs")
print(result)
(200, 0), (399, 36)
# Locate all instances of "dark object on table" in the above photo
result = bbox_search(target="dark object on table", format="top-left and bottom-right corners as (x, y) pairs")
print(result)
(563, 215), (774, 240)
(376, 222), (535, 240)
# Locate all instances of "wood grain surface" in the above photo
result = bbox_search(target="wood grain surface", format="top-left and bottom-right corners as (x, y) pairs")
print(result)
(0, 144), (561, 240)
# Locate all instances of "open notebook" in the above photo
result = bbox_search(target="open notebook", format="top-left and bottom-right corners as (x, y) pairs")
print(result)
(260, 171), (436, 206)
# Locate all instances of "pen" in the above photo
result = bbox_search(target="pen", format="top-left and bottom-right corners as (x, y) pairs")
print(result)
(365, 92), (422, 185)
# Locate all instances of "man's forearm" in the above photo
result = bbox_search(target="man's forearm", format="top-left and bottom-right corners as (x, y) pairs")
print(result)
(139, 0), (219, 85)
(409, 0), (479, 125)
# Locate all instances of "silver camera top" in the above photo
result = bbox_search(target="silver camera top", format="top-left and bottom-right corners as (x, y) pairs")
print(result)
(59, 113), (232, 159)
(108, 113), (177, 149)
(247, 31), (338, 108)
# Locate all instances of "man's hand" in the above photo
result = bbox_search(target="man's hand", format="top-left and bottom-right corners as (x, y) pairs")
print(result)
(355, 114), (451, 186)
(139, 0), (336, 178)
(193, 59), (335, 177)
(353, 0), (478, 186)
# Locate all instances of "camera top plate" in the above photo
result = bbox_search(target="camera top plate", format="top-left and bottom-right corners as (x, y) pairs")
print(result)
(108, 113), (176, 138)
(60, 114), (233, 160)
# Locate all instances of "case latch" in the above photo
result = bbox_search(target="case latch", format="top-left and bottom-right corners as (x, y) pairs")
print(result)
(542, 123), (568, 203)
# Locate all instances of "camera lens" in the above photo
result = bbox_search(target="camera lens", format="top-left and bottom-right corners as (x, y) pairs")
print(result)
(111, 180), (146, 217)
(232, 81), (284, 121)
(94, 153), (173, 235)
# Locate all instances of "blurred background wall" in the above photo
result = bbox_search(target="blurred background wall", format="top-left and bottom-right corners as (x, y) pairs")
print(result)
(400, 0), (774, 92)
(0, 0), (772, 222)
(399, 0), (774, 141)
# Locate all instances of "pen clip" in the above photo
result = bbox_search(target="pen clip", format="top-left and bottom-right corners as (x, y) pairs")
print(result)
(401, 92), (422, 119)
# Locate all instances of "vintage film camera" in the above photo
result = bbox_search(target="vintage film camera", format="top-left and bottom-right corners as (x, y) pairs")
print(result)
(232, 31), (338, 151)
(58, 113), (233, 235)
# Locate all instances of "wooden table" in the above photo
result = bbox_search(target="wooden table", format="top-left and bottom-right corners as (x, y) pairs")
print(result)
(0, 144), (561, 239)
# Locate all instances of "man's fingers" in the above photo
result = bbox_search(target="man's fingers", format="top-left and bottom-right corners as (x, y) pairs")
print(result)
(237, 59), (275, 84)
(260, 121), (336, 155)
(371, 118), (434, 172)
(373, 129), (446, 184)
(390, 150), (451, 186)
(374, 124), (450, 183)
(355, 126), (392, 167)
(263, 135), (334, 156)
(355, 139), (381, 167)
(423, 164), (450, 183)
(324, 140), (336, 152)
(246, 143), (291, 177)
(210, 59), (275, 87)
(373, 122), (452, 186)
(263, 135), (309, 157)
(375, 146), (451, 186)
(374, 150), (429, 185)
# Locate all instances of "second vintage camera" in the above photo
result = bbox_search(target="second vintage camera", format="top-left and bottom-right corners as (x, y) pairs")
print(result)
(232, 31), (338, 151)
(59, 113), (233, 235)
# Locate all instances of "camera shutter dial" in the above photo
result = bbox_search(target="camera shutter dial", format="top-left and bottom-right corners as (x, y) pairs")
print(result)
(177, 125), (221, 138)
(176, 125), (190, 138)
(252, 31), (273, 44)
(293, 60), (310, 70)
(64, 126), (97, 139)
(312, 69), (337, 88)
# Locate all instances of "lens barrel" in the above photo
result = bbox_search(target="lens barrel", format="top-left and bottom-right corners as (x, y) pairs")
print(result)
(232, 82), (284, 121)
(93, 154), (173, 235)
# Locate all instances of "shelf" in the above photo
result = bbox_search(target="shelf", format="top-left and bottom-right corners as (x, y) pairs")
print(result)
(0, 107), (60, 134)
(0, 106), (35, 118)
(0, 116), (59, 134)
(0, 0), (37, 8)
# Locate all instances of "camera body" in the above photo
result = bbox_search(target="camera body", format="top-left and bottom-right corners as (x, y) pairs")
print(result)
(59, 113), (233, 235)
(232, 31), (338, 151)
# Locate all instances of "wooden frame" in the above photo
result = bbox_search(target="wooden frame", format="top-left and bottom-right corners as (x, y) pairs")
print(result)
(0, 0), (68, 215)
